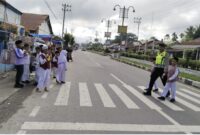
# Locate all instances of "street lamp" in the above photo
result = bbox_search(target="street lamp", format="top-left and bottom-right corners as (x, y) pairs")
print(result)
(113, 4), (135, 49)
(134, 17), (142, 52)
(101, 19), (116, 42)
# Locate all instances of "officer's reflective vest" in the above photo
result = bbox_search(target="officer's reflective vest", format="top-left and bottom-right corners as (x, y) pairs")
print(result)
(155, 51), (167, 67)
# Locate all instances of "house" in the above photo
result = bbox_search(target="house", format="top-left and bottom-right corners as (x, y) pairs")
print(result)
(0, 0), (24, 35)
(172, 39), (200, 60)
(21, 13), (53, 35)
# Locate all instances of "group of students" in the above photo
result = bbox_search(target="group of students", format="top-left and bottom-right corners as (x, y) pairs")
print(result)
(144, 43), (180, 103)
(14, 40), (68, 93)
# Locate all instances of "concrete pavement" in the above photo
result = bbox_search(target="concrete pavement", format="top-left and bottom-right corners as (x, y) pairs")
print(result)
(0, 50), (200, 134)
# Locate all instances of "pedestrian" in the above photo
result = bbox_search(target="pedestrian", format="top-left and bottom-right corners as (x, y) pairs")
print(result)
(21, 43), (30, 83)
(158, 57), (180, 103)
(36, 45), (51, 92)
(143, 43), (169, 96)
(144, 57), (158, 92)
(14, 40), (27, 88)
(56, 49), (67, 84)
(33, 46), (41, 86)
(52, 51), (59, 79)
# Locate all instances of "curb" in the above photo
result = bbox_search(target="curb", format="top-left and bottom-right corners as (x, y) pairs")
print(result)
(112, 58), (200, 90)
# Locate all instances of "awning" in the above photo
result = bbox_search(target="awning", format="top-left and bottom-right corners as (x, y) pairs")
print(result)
(172, 45), (200, 50)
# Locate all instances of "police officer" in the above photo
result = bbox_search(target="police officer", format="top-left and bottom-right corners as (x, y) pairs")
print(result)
(143, 43), (169, 96)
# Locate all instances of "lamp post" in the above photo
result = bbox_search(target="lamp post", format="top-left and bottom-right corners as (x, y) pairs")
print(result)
(101, 19), (116, 43)
(62, 4), (71, 39)
(134, 17), (142, 52)
(113, 5), (135, 47)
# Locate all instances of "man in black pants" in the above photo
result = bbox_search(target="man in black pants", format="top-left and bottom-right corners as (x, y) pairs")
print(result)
(14, 40), (26, 88)
(143, 43), (169, 96)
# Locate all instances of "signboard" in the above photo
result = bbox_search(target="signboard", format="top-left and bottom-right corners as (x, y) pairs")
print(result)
(118, 25), (127, 34)
(104, 32), (111, 38)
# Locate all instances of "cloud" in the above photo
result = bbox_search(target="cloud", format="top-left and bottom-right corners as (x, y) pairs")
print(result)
(6, 0), (200, 43)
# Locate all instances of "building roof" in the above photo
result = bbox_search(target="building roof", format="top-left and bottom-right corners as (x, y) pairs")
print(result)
(0, 0), (22, 15)
(21, 13), (53, 34)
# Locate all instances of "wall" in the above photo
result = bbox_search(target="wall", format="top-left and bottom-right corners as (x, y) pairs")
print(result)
(38, 20), (51, 35)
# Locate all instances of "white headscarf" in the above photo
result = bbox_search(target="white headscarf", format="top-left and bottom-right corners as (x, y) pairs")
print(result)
(58, 50), (67, 64)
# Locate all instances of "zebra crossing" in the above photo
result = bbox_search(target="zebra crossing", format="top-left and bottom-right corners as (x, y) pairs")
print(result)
(51, 82), (200, 112)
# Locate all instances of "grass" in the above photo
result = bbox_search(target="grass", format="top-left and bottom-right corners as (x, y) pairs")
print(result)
(115, 57), (200, 82)
(179, 72), (200, 82)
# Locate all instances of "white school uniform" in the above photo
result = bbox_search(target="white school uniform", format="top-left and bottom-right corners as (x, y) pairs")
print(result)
(22, 54), (30, 81)
(37, 53), (51, 91)
(56, 50), (67, 82)
(35, 52), (41, 82)
(161, 67), (179, 99)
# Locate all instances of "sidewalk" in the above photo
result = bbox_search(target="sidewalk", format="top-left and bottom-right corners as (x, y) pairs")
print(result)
(0, 71), (20, 104)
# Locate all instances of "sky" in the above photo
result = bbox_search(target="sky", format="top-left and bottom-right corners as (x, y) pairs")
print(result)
(6, 0), (200, 43)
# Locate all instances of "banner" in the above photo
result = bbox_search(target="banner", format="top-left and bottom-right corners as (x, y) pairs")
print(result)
(104, 32), (111, 38)
(118, 25), (127, 34)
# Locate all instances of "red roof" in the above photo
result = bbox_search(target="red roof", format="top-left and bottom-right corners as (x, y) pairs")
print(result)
(21, 13), (53, 34)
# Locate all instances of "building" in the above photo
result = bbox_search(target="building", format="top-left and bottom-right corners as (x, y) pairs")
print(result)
(21, 13), (53, 35)
(0, 0), (24, 35)
(0, 0), (23, 73)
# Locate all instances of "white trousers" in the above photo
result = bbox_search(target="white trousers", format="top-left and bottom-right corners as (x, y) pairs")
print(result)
(56, 63), (66, 82)
(161, 81), (177, 99)
(22, 64), (30, 81)
(35, 66), (40, 82)
(37, 68), (51, 90)
(52, 67), (57, 77)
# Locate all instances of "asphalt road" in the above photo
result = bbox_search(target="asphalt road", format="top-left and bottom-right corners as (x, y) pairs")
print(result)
(0, 50), (200, 134)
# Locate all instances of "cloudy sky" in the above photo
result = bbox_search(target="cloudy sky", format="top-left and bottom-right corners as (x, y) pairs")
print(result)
(7, 0), (200, 43)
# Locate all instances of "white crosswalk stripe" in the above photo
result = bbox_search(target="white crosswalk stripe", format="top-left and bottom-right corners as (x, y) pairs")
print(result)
(137, 86), (183, 111)
(54, 82), (71, 106)
(94, 83), (116, 108)
(180, 88), (200, 98)
(176, 91), (200, 105)
(157, 87), (200, 111)
(79, 83), (92, 107)
(109, 84), (140, 109)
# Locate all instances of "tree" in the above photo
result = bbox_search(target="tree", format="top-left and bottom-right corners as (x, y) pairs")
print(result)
(179, 33), (185, 39)
(193, 25), (200, 39)
(185, 26), (196, 41)
(112, 33), (138, 44)
(63, 33), (75, 49)
(164, 34), (170, 43)
(172, 32), (178, 42)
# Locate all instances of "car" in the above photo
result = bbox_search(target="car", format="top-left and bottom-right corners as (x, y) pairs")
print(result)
(81, 48), (86, 51)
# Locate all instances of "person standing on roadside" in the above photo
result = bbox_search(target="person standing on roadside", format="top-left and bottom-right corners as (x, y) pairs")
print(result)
(21, 43), (31, 84)
(143, 43), (169, 96)
(14, 40), (27, 88)
(36, 45), (51, 92)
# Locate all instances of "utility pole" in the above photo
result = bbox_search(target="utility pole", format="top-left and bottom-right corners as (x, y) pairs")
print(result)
(62, 3), (71, 39)
(134, 17), (142, 52)
(101, 19), (116, 42)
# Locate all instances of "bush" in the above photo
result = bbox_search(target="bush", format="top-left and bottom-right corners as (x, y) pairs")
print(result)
(121, 52), (149, 60)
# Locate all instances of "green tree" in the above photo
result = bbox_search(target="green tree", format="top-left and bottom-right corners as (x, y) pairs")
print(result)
(63, 33), (75, 49)
(112, 33), (138, 44)
(193, 25), (200, 39)
(185, 26), (196, 41)
(172, 32), (178, 42)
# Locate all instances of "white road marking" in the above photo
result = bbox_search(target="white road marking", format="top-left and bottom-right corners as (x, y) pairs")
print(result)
(110, 73), (191, 134)
(176, 96), (200, 111)
(54, 82), (71, 106)
(95, 62), (103, 68)
(109, 84), (139, 109)
(79, 82), (92, 107)
(21, 122), (200, 133)
(124, 85), (161, 110)
(177, 91), (200, 105)
(94, 83), (116, 108)
(138, 86), (184, 111)
(110, 74), (126, 85)
(29, 106), (40, 117)
(180, 88), (200, 98)
(17, 130), (26, 134)
(41, 92), (48, 99)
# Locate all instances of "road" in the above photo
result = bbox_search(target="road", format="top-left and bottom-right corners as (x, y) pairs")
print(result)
(0, 50), (200, 134)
